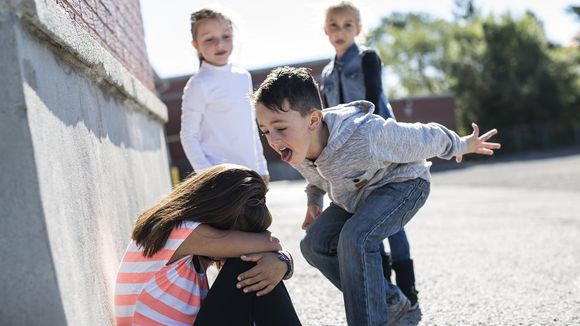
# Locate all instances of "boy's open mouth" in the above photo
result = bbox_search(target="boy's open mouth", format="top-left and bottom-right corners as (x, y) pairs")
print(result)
(280, 148), (293, 163)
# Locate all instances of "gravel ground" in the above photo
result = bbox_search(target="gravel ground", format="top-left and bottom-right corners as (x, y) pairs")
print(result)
(265, 147), (580, 326)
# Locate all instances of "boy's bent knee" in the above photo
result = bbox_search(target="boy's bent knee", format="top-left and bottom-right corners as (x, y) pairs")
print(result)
(299, 235), (315, 258)
(300, 233), (331, 259)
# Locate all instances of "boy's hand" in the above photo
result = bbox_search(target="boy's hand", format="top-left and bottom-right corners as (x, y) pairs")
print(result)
(302, 204), (322, 230)
(456, 123), (501, 163)
(236, 252), (286, 296)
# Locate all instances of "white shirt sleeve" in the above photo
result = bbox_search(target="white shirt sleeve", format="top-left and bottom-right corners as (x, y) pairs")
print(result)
(180, 78), (213, 171)
(245, 73), (268, 176)
(251, 108), (269, 176)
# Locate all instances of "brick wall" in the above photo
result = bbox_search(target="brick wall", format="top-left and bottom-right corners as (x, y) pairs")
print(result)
(53, 0), (154, 90)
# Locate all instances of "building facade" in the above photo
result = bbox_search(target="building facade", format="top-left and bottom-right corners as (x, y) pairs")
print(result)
(160, 60), (457, 181)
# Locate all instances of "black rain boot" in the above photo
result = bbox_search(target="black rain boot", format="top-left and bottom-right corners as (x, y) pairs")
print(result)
(392, 259), (419, 310)
(381, 253), (392, 283)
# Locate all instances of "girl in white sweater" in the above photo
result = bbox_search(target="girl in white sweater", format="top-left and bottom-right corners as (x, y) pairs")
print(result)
(180, 8), (269, 183)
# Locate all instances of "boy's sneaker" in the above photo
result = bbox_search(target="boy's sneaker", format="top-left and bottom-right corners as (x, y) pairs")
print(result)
(405, 288), (419, 311)
(409, 300), (419, 311)
(387, 289), (411, 326)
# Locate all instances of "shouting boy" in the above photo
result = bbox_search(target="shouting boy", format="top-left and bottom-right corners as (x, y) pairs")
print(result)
(252, 66), (500, 326)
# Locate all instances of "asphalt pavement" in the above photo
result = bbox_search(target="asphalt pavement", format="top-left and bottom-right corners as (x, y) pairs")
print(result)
(265, 147), (580, 326)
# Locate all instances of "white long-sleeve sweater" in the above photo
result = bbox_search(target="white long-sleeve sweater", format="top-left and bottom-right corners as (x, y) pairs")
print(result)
(180, 62), (268, 176)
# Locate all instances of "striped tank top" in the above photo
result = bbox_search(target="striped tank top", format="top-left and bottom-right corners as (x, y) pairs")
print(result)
(114, 221), (210, 325)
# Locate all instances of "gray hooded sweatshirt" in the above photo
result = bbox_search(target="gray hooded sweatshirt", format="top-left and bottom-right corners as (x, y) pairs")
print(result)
(292, 100), (468, 213)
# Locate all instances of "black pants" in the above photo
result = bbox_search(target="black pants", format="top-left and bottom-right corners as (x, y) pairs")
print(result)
(194, 258), (302, 326)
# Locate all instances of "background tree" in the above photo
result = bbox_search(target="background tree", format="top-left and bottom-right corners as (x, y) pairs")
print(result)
(367, 3), (580, 152)
(367, 13), (454, 98)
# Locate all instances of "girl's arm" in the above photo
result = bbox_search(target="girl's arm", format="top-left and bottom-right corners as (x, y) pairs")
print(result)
(361, 50), (383, 111)
(180, 78), (212, 170)
(172, 224), (282, 261)
(246, 72), (270, 178)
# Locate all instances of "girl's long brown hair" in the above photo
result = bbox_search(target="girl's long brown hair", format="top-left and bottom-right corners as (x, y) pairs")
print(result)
(132, 164), (271, 257)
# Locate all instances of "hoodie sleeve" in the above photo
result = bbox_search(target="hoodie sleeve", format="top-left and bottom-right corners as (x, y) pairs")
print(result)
(305, 184), (325, 208)
(180, 78), (213, 170)
(369, 119), (469, 163)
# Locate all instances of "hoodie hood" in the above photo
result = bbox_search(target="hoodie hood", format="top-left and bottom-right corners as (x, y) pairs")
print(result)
(320, 100), (376, 156)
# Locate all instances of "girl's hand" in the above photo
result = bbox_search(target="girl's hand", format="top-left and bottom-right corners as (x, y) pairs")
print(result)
(236, 252), (286, 296)
(261, 175), (270, 187)
(302, 204), (322, 230)
(456, 123), (501, 163)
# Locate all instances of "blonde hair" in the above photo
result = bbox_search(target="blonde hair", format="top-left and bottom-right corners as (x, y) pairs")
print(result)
(190, 8), (232, 41)
(325, 1), (361, 24)
(189, 8), (233, 64)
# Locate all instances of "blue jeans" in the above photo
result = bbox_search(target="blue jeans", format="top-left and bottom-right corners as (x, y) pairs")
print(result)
(381, 229), (410, 263)
(300, 179), (430, 325)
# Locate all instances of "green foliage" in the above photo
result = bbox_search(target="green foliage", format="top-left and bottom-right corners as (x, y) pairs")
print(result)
(567, 6), (580, 20)
(367, 13), (453, 97)
(367, 6), (580, 151)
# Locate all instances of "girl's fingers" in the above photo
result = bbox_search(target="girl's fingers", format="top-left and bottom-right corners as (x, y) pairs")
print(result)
(237, 275), (258, 287)
(242, 280), (269, 293)
(257, 285), (275, 296)
(237, 268), (261, 281)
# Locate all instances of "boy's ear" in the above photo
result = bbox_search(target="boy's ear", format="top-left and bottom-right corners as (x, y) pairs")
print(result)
(191, 40), (198, 50)
(308, 110), (323, 130)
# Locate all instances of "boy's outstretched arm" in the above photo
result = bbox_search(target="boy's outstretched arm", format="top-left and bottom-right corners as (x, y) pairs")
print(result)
(455, 123), (501, 163)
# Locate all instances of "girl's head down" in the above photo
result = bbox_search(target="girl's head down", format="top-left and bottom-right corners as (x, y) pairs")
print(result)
(133, 164), (271, 257)
(190, 8), (233, 66)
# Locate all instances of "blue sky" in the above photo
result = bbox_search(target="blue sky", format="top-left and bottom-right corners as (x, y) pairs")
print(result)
(140, 0), (578, 79)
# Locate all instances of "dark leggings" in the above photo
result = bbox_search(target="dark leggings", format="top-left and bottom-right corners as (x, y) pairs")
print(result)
(193, 258), (302, 326)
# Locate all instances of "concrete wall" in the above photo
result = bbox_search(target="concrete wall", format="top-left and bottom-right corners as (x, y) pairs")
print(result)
(0, 1), (169, 325)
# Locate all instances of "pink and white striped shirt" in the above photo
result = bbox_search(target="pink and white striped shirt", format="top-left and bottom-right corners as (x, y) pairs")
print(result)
(114, 221), (209, 326)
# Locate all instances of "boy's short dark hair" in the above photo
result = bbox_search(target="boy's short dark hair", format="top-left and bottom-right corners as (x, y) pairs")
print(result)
(252, 66), (323, 117)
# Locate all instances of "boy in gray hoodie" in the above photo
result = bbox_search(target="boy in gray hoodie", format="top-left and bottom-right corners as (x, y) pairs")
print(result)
(252, 66), (500, 326)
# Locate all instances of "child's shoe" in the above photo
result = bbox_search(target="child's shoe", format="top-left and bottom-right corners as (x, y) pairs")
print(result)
(386, 286), (411, 325)
(392, 259), (419, 310)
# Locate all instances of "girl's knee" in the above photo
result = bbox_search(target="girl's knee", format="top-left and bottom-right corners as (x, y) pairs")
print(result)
(221, 258), (255, 274)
